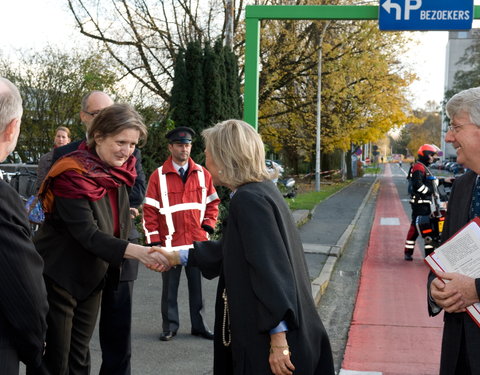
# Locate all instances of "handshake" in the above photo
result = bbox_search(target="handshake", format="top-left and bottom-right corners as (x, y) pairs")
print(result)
(124, 243), (181, 272)
(145, 246), (182, 272)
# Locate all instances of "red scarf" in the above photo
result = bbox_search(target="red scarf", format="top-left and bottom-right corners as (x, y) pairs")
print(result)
(39, 142), (137, 213)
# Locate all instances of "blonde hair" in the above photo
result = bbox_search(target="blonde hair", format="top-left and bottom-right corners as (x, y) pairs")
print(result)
(56, 126), (71, 139)
(202, 119), (270, 188)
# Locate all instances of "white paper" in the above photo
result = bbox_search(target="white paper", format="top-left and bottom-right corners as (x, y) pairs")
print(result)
(425, 220), (480, 326)
(427, 221), (480, 278)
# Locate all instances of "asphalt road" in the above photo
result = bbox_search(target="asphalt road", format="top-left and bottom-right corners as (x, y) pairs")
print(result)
(89, 269), (218, 375)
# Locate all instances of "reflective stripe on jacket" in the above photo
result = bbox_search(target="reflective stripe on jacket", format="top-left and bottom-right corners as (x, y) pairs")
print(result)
(143, 156), (219, 249)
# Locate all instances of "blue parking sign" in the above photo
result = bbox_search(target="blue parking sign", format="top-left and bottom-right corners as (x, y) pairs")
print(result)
(379, 0), (473, 31)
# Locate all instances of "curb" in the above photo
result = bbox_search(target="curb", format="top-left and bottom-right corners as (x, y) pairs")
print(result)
(309, 177), (379, 306)
(292, 209), (310, 226)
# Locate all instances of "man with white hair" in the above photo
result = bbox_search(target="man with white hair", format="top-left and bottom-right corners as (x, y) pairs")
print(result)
(429, 86), (480, 374)
(0, 77), (48, 373)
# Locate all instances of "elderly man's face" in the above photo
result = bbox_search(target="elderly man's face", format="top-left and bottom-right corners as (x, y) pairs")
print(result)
(446, 111), (480, 172)
(80, 92), (114, 129)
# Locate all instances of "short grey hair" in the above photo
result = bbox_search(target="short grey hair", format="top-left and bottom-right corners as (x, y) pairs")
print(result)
(81, 90), (109, 112)
(0, 77), (22, 133)
(446, 87), (480, 125)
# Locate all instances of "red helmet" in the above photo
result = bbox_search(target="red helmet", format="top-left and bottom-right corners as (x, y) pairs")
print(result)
(417, 144), (442, 157)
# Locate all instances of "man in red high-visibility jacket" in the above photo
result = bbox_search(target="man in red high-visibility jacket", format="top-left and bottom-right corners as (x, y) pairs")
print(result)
(143, 126), (219, 341)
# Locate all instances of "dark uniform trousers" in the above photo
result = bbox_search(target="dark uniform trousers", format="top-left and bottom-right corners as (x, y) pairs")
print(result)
(161, 265), (208, 333)
(99, 277), (134, 375)
(43, 277), (102, 375)
(99, 228), (139, 375)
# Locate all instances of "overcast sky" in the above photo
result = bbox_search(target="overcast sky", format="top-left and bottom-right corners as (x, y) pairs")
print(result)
(1, 0), (478, 110)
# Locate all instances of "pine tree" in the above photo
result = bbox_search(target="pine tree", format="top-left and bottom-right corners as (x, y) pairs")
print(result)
(170, 49), (190, 129)
(169, 40), (242, 163)
(185, 41), (206, 161)
(213, 40), (230, 119)
(203, 42), (224, 127)
(223, 44), (242, 119)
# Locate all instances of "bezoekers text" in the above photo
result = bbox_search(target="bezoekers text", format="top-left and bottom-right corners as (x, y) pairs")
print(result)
(420, 10), (470, 21)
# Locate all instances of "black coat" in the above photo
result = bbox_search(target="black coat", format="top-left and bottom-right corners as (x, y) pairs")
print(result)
(428, 170), (480, 374)
(189, 180), (334, 375)
(34, 186), (131, 300)
(410, 161), (435, 217)
(0, 179), (48, 372)
(52, 140), (146, 281)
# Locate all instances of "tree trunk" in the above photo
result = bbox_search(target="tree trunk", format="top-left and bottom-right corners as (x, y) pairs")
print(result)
(225, 0), (234, 51)
(345, 149), (353, 180)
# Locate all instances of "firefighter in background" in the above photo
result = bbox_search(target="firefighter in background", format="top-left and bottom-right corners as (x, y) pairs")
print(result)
(404, 144), (453, 260)
(143, 127), (220, 341)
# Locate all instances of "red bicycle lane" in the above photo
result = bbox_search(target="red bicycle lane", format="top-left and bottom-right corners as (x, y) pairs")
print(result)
(340, 164), (444, 375)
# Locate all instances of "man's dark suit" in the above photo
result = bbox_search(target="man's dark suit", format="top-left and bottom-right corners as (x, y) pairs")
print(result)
(52, 140), (146, 375)
(428, 170), (480, 374)
(0, 178), (48, 374)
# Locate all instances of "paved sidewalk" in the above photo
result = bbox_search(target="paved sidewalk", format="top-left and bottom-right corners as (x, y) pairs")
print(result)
(294, 175), (377, 304)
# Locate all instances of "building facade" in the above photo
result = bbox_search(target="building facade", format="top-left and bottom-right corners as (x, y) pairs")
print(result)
(442, 29), (480, 159)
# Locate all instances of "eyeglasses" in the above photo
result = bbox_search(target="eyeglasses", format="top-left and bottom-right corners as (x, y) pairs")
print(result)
(82, 110), (101, 117)
(447, 122), (476, 133)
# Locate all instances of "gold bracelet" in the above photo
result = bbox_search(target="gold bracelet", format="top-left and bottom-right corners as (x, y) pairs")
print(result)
(269, 346), (290, 356)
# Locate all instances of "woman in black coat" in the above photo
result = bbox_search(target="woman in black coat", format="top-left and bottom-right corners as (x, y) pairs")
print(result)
(33, 104), (168, 375)
(156, 119), (334, 375)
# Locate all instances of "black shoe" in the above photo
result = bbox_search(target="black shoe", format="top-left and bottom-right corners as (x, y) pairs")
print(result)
(191, 329), (214, 340)
(404, 254), (413, 261)
(159, 331), (177, 341)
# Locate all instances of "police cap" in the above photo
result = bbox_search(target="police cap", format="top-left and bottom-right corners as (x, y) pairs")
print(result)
(165, 127), (196, 144)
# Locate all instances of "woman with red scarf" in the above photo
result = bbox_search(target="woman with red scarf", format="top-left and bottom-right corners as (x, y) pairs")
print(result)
(31, 104), (168, 375)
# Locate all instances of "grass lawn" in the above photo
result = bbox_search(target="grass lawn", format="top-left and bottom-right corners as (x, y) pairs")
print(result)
(363, 166), (381, 174)
(286, 180), (352, 211)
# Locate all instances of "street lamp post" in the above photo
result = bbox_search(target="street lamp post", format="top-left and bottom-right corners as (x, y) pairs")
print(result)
(315, 46), (322, 192)
(315, 22), (330, 192)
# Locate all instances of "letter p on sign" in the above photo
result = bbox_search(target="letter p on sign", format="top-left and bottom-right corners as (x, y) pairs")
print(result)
(404, 0), (422, 20)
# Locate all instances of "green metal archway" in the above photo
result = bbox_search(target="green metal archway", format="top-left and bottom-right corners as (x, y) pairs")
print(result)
(243, 4), (480, 129)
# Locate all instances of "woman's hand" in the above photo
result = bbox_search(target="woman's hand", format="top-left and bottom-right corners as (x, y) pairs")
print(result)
(269, 332), (295, 375)
(149, 246), (181, 268)
(124, 243), (170, 272)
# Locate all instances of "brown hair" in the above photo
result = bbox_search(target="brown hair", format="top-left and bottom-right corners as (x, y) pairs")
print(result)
(87, 103), (147, 148)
